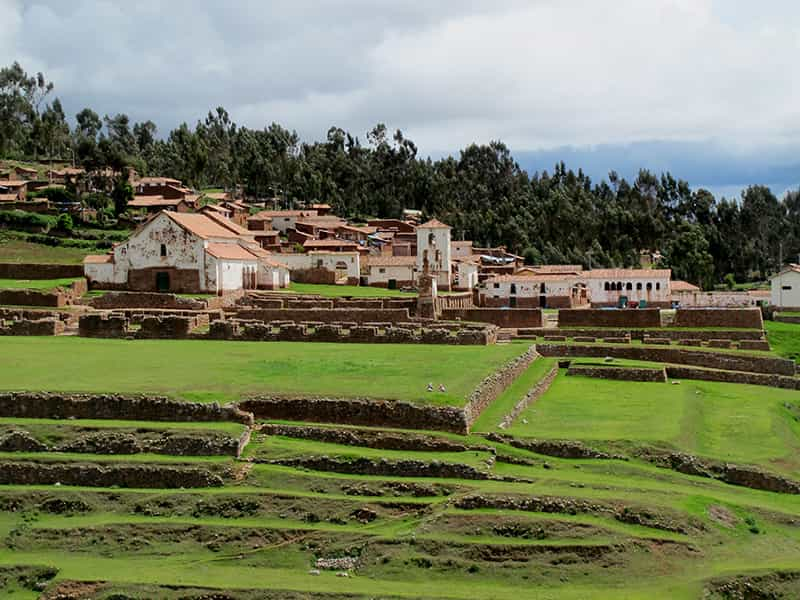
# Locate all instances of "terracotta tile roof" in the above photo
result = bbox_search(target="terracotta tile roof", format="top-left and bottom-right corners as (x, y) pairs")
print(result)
(83, 254), (114, 264)
(202, 212), (254, 237)
(776, 264), (800, 276)
(0, 193), (18, 202)
(303, 239), (359, 248)
(525, 264), (584, 274)
(670, 280), (701, 292)
(311, 203), (331, 209)
(165, 211), (242, 239)
(487, 273), (583, 283)
(337, 224), (377, 234)
(137, 176), (181, 185)
(747, 289), (770, 297)
(251, 210), (318, 219)
(201, 204), (231, 214)
(205, 243), (259, 261)
(204, 192), (230, 201)
(585, 268), (671, 279)
(417, 218), (451, 229)
(0, 180), (27, 188)
(129, 196), (185, 208)
(364, 255), (417, 267)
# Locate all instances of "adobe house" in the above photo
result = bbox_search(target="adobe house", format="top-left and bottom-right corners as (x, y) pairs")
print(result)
(584, 268), (672, 307)
(83, 211), (288, 294)
(248, 210), (319, 234)
(128, 196), (193, 214)
(0, 180), (27, 201)
(271, 251), (360, 285)
(479, 273), (588, 308)
(363, 255), (417, 288)
(771, 264), (800, 309)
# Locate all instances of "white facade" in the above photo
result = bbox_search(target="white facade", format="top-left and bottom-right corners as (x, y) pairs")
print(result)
(585, 269), (672, 306)
(206, 254), (259, 292)
(364, 258), (416, 287)
(451, 241), (474, 259)
(771, 267), (800, 308)
(270, 251), (360, 281)
(453, 261), (479, 290)
(673, 291), (763, 308)
(416, 220), (452, 290)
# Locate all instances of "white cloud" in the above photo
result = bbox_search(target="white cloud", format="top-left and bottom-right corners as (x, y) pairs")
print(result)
(2, 0), (800, 155)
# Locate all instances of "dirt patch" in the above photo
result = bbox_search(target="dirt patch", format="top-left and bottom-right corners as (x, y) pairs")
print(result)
(0, 565), (58, 594)
(708, 505), (740, 529)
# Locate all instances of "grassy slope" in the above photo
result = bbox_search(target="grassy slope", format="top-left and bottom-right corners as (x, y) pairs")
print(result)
(765, 320), (800, 362)
(0, 277), (81, 290)
(0, 337), (529, 406)
(0, 239), (89, 264)
(507, 373), (800, 476)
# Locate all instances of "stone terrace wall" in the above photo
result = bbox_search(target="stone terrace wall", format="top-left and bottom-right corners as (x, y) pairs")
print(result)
(558, 309), (662, 328)
(775, 314), (800, 324)
(232, 307), (412, 324)
(463, 347), (538, 427)
(566, 365), (667, 383)
(665, 366), (800, 390)
(210, 320), (495, 345)
(138, 315), (207, 339)
(536, 343), (796, 376)
(242, 294), (417, 313)
(673, 308), (763, 329)
(87, 292), (209, 310)
(0, 462), (223, 488)
(0, 392), (253, 425)
(240, 396), (469, 434)
(0, 279), (86, 308)
(78, 314), (128, 338)
(0, 263), (84, 279)
(518, 327), (765, 342)
(441, 308), (543, 328)
(0, 318), (64, 336)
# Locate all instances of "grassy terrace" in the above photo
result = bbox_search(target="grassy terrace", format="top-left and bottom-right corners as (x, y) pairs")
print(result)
(0, 337), (529, 406)
(0, 277), (82, 290)
(0, 239), (90, 264)
(766, 320), (800, 362)
(505, 371), (800, 478)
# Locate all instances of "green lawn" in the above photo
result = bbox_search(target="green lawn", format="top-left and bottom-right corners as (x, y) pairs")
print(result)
(0, 337), (529, 406)
(765, 320), (800, 362)
(0, 239), (90, 264)
(280, 282), (417, 297)
(0, 277), (81, 290)
(507, 373), (800, 476)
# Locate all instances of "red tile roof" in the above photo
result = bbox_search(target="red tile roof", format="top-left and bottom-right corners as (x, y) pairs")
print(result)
(670, 280), (701, 292)
(585, 268), (671, 279)
(129, 196), (185, 208)
(205, 243), (259, 261)
(83, 254), (114, 264)
(417, 218), (451, 229)
(364, 255), (417, 267)
(303, 239), (359, 248)
(165, 212), (242, 239)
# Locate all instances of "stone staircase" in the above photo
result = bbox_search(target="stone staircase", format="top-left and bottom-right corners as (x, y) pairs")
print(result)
(496, 328), (516, 344)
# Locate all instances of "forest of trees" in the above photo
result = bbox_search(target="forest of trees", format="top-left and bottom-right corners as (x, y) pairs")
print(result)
(2, 61), (799, 288)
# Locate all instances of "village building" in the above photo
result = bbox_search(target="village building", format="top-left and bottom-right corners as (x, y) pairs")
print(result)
(453, 258), (480, 291)
(584, 268), (672, 307)
(14, 165), (37, 179)
(199, 203), (233, 220)
(770, 264), (800, 309)
(270, 251), (360, 285)
(0, 180), (27, 201)
(82, 211), (288, 294)
(248, 210), (319, 234)
(479, 273), (588, 308)
(451, 240), (474, 259)
(302, 238), (362, 253)
(416, 219), (452, 291)
(128, 196), (193, 214)
(336, 224), (377, 244)
(363, 255), (417, 288)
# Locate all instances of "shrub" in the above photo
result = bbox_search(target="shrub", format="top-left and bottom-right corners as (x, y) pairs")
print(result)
(56, 213), (74, 232)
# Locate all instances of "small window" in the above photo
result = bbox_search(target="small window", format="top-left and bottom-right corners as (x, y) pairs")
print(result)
(604, 282), (610, 291)
(510, 283), (517, 294)
(160, 244), (167, 257)
(783, 285), (793, 291)
(493, 283), (500, 289)
(428, 232), (435, 244)
(636, 282), (642, 290)
(626, 282), (633, 291)
(646, 282), (653, 291)
(379, 268), (386, 274)
(656, 282), (661, 290)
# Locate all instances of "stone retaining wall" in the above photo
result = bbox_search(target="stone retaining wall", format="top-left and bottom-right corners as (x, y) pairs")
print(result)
(673, 308), (763, 329)
(498, 363), (559, 429)
(775, 314), (800, 324)
(463, 347), (538, 427)
(0, 263), (84, 279)
(78, 314), (128, 337)
(210, 319), (495, 345)
(0, 392), (253, 425)
(566, 365), (667, 382)
(519, 327), (765, 341)
(665, 366), (800, 390)
(87, 292), (209, 310)
(558, 309), (662, 328)
(441, 308), (543, 328)
(233, 307), (412, 324)
(138, 315), (207, 339)
(239, 396), (469, 434)
(536, 343), (796, 376)
(0, 461), (223, 488)
(0, 318), (63, 336)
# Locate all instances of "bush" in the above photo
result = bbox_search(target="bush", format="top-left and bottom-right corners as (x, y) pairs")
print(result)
(28, 187), (77, 204)
(0, 209), (56, 230)
(56, 213), (73, 232)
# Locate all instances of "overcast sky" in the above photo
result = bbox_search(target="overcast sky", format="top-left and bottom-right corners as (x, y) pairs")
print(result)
(3, 0), (800, 192)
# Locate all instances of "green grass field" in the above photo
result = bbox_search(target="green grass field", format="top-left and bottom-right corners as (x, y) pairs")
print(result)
(0, 277), (81, 290)
(0, 337), (529, 406)
(507, 372), (800, 477)
(0, 239), (90, 264)
(766, 319), (800, 362)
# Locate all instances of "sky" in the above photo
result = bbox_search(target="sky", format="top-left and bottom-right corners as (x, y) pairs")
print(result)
(3, 0), (800, 196)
